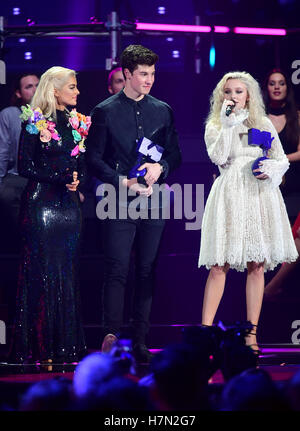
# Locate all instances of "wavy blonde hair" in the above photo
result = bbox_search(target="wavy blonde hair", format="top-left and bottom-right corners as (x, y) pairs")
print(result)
(206, 71), (266, 129)
(30, 66), (76, 121)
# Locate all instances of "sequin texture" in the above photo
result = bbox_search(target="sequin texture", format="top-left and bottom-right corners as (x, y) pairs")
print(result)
(10, 110), (87, 363)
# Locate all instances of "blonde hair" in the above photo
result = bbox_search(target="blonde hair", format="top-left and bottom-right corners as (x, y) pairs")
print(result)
(31, 66), (76, 121)
(206, 71), (266, 129)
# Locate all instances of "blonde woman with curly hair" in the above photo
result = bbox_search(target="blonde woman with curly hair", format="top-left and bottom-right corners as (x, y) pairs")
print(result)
(198, 71), (298, 354)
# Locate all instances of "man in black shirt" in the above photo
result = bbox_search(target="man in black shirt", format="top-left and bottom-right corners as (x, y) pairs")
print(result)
(86, 45), (181, 362)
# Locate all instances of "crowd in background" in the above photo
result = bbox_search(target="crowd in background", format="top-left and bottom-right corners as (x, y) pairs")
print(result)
(1, 325), (300, 411)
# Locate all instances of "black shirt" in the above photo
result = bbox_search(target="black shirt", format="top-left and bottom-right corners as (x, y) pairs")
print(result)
(86, 90), (182, 189)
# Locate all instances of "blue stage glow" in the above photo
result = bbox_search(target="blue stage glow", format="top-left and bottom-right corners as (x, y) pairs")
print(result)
(209, 44), (215, 69)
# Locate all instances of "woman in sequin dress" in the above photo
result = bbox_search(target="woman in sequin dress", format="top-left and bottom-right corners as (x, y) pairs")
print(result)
(198, 71), (298, 353)
(10, 67), (91, 364)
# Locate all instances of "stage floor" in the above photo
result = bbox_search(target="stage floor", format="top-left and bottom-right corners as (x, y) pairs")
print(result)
(1, 345), (300, 383)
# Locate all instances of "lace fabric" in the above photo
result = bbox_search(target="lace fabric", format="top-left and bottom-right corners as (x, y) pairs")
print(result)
(220, 104), (249, 129)
(199, 116), (298, 272)
(259, 158), (289, 188)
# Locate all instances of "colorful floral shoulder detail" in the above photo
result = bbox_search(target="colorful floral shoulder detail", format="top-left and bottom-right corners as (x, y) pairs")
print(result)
(20, 105), (60, 143)
(68, 109), (92, 157)
(20, 105), (92, 158)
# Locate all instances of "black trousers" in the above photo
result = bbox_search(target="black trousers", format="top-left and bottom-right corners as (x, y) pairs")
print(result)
(102, 215), (165, 344)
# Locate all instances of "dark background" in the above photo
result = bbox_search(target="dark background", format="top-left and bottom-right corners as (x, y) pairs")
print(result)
(0, 0), (299, 347)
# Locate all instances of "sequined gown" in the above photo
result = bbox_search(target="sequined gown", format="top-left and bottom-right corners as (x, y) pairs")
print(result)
(11, 110), (87, 363)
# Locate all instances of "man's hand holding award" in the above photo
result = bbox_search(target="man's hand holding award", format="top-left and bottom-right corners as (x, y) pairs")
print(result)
(124, 137), (164, 195)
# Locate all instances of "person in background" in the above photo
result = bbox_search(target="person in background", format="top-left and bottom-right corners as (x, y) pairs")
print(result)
(263, 68), (300, 224)
(264, 211), (300, 298)
(108, 66), (125, 95)
(262, 69), (300, 298)
(0, 73), (39, 252)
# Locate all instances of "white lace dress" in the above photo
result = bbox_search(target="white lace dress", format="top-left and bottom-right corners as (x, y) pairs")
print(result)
(198, 110), (298, 272)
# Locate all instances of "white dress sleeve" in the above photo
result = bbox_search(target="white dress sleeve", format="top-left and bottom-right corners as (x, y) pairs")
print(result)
(204, 122), (234, 166)
(204, 108), (249, 166)
(258, 117), (289, 188)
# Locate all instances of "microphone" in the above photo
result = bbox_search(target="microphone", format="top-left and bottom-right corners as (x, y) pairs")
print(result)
(225, 101), (236, 117)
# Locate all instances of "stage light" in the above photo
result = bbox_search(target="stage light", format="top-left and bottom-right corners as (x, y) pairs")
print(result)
(13, 8), (20, 15)
(234, 27), (286, 36)
(135, 22), (286, 37)
(214, 26), (230, 33)
(166, 37), (174, 42)
(24, 51), (32, 60)
(172, 50), (180, 58)
(26, 18), (35, 26)
(136, 22), (211, 33)
(158, 6), (166, 15)
(90, 16), (100, 23)
(209, 44), (215, 69)
(18, 38), (26, 43)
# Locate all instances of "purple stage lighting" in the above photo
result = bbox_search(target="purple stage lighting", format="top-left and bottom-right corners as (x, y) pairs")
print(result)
(135, 22), (286, 36)
(214, 26), (230, 33)
(234, 26), (286, 36)
(13, 7), (20, 15)
(26, 18), (35, 26)
(19, 38), (26, 43)
(90, 16), (100, 23)
(172, 50), (180, 58)
(136, 22), (211, 33)
(24, 51), (32, 60)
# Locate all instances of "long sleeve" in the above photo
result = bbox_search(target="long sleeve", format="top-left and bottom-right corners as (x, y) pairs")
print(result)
(158, 106), (182, 181)
(86, 107), (120, 187)
(259, 118), (289, 188)
(18, 125), (74, 185)
(0, 108), (21, 181)
(76, 151), (88, 192)
(204, 108), (250, 167)
(204, 122), (234, 166)
(0, 111), (10, 182)
(86, 93), (181, 188)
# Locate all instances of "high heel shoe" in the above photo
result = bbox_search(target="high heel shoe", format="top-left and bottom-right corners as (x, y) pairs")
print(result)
(245, 324), (261, 357)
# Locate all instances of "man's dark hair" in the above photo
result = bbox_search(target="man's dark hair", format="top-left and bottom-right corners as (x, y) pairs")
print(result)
(121, 44), (159, 78)
(10, 72), (38, 106)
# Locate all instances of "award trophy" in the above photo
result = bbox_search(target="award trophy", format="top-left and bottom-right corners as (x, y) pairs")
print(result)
(248, 128), (274, 176)
(128, 137), (164, 181)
